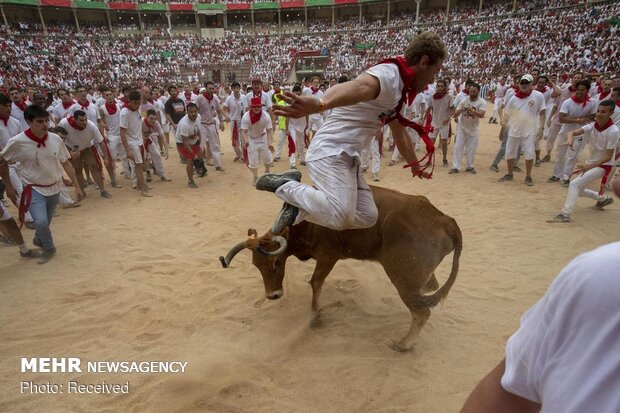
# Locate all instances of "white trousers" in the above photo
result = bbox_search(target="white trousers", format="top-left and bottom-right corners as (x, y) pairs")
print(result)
(108, 135), (130, 177)
(290, 128), (305, 167)
(563, 137), (586, 181)
(248, 139), (272, 169)
(275, 152), (378, 230)
(492, 97), (503, 119)
(392, 129), (420, 162)
(561, 167), (607, 216)
(146, 141), (165, 177)
(200, 123), (221, 168)
(360, 138), (380, 174)
(452, 131), (479, 170)
(274, 129), (288, 159)
(546, 123), (561, 153)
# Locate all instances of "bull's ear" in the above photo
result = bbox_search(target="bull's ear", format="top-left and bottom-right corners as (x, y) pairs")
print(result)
(247, 228), (258, 238)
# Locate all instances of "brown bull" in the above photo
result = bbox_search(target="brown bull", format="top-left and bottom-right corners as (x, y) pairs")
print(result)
(220, 186), (462, 351)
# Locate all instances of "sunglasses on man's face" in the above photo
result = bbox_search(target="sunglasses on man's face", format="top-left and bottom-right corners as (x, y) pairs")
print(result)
(520, 81), (531, 85)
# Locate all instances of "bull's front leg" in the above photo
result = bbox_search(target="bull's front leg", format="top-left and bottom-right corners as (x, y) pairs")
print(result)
(309, 259), (337, 327)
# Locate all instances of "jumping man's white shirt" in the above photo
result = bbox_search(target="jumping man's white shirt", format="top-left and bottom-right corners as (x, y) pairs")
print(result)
(275, 63), (405, 231)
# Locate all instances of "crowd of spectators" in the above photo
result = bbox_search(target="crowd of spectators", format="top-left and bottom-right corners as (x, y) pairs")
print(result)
(0, 0), (618, 90)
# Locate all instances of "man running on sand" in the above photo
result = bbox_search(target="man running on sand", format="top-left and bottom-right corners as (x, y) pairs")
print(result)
(256, 31), (445, 233)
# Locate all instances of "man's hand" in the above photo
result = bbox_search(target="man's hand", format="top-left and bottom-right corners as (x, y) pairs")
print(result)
(127, 150), (135, 161)
(579, 117), (590, 124)
(70, 150), (80, 159)
(268, 145), (274, 152)
(575, 164), (591, 173)
(220, 123), (225, 132)
(273, 91), (320, 119)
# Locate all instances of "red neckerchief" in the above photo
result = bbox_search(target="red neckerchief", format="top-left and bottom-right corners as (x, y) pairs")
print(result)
(250, 110), (261, 124)
(432, 92), (446, 99)
(514, 89), (532, 99)
(616, 101), (620, 108)
(599, 91), (610, 100)
(77, 99), (90, 109)
(123, 102), (136, 111)
(184, 92), (192, 101)
(120, 96), (129, 104)
(62, 100), (74, 110)
(0, 115), (8, 127)
(594, 118), (613, 132)
(14, 100), (27, 112)
(310, 87), (319, 94)
(537, 86), (549, 93)
(202, 92), (213, 103)
(568, 85), (576, 93)
(24, 128), (47, 148)
(378, 56), (434, 178)
(105, 102), (118, 115)
(67, 117), (85, 131)
(571, 94), (591, 108)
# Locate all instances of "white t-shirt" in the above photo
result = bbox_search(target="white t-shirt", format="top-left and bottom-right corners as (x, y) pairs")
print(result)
(303, 87), (325, 120)
(69, 101), (100, 124)
(195, 94), (221, 124)
(11, 102), (28, 132)
(612, 108), (620, 127)
(223, 94), (248, 122)
(495, 84), (508, 99)
(503, 90), (545, 137)
(581, 122), (620, 165)
(59, 118), (104, 151)
(100, 103), (122, 137)
(181, 92), (198, 104)
(119, 107), (143, 146)
(502, 241), (620, 412)
(453, 92), (470, 112)
(305, 63), (403, 162)
(456, 97), (487, 135)
(240, 110), (272, 140)
(0, 117), (21, 150)
(0, 131), (70, 196)
(558, 98), (597, 135)
(175, 114), (201, 145)
(245, 91), (272, 110)
(428, 94), (454, 127)
(153, 99), (166, 126)
(52, 101), (75, 123)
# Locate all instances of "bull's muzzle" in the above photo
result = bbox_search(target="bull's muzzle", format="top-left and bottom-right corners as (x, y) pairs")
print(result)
(266, 289), (284, 300)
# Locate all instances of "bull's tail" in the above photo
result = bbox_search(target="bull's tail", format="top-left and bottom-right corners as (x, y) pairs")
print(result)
(412, 220), (462, 309)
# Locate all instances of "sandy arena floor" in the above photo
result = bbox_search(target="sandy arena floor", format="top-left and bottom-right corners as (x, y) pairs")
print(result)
(1, 110), (619, 412)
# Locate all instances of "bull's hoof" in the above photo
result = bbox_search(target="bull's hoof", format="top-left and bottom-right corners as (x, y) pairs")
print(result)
(388, 340), (414, 353)
(219, 256), (228, 268)
(310, 313), (321, 328)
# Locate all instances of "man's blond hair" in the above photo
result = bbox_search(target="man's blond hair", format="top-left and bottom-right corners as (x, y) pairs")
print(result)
(404, 31), (447, 66)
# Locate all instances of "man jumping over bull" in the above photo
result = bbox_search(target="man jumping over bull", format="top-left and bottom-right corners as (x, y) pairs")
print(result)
(256, 31), (447, 232)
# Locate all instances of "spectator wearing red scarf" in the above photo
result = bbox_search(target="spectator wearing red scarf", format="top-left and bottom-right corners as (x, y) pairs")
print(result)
(499, 74), (546, 186)
(548, 100), (618, 223)
(0, 104), (82, 264)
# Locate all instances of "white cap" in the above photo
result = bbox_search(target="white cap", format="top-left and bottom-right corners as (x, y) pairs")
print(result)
(521, 74), (534, 83)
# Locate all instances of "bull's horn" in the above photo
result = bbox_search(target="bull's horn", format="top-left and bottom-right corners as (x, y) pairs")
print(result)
(257, 236), (288, 256)
(219, 241), (247, 268)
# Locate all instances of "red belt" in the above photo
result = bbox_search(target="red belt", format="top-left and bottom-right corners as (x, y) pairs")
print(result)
(19, 182), (56, 228)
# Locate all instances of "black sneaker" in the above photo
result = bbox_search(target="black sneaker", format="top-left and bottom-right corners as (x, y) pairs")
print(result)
(547, 214), (571, 224)
(271, 203), (299, 234)
(448, 168), (459, 174)
(498, 174), (513, 182)
(595, 196), (614, 210)
(547, 176), (560, 183)
(256, 171), (302, 193)
(100, 190), (112, 199)
(541, 154), (551, 163)
(465, 167), (477, 174)
(562, 179), (570, 187)
(525, 176), (534, 186)
(37, 248), (56, 264)
(32, 237), (43, 248)
(20, 249), (42, 258)
(490, 165), (499, 172)
(443, 159), (448, 167)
